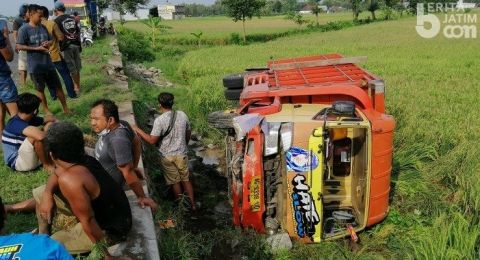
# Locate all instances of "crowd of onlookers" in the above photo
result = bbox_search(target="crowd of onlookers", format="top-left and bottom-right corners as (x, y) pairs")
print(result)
(0, 2), (196, 259)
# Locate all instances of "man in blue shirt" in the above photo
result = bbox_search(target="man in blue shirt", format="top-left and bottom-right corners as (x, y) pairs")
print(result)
(0, 196), (73, 260)
(0, 28), (18, 133)
(2, 93), (55, 172)
(16, 4), (70, 115)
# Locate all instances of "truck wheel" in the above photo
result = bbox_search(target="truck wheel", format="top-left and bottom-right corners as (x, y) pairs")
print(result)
(224, 89), (242, 100)
(245, 67), (269, 72)
(208, 111), (239, 129)
(223, 73), (245, 89)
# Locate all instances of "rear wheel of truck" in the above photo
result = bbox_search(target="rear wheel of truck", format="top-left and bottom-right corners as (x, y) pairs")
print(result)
(223, 73), (245, 89)
(208, 111), (239, 129)
(224, 89), (242, 100)
(245, 67), (269, 72)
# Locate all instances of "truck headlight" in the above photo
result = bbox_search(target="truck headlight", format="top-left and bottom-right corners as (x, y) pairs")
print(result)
(264, 123), (281, 156)
(280, 123), (293, 152)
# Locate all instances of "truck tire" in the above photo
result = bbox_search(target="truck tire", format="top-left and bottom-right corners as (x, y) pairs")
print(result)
(223, 73), (245, 89)
(208, 111), (239, 129)
(245, 67), (269, 72)
(225, 89), (242, 100)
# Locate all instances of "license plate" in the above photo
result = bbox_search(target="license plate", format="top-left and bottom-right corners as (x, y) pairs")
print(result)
(249, 176), (261, 212)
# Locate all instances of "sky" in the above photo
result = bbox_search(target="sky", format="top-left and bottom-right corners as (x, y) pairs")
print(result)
(1, 0), (216, 17)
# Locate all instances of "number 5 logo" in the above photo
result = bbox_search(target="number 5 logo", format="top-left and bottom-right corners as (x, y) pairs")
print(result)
(416, 4), (441, 38)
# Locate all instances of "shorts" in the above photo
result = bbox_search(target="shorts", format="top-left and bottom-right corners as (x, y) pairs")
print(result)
(14, 138), (41, 172)
(32, 185), (125, 254)
(30, 70), (62, 92)
(160, 155), (190, 185)
(18, 50), (27, 71)
(32, 185), (93, 254)
(62, 45), (82, 74)
(0, 75), (18, 103)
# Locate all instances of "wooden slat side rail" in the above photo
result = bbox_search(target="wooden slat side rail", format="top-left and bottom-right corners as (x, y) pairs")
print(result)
(270, 56), (368, 71)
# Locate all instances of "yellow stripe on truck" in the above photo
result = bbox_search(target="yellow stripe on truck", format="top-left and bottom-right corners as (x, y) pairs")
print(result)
(308, 128), (324, 242)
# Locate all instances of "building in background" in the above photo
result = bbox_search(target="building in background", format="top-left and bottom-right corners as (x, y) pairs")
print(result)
(456, 0), (477, 9)
(158, 5), (185, 20)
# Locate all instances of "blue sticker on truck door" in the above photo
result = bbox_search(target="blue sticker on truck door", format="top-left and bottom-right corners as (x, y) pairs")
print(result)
(291, 174), (320, 239)
(286, 147), (319, 173)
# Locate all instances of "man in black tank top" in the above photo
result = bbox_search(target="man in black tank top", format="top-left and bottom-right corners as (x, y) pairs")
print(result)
(36, 122), (132, 255)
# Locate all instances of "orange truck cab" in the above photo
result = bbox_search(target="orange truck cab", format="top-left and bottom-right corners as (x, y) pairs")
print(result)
(210, 54), (394, 243)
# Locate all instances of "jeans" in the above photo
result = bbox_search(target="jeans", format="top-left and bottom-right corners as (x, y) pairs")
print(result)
(0, 75), (18, 103)
(54, 60), (76, 98)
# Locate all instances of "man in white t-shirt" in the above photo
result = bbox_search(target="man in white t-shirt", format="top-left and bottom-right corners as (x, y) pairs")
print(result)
(132, 92), (196, 211)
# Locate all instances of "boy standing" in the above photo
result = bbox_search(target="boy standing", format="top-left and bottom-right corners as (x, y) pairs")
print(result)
(16, 4), (70, 115)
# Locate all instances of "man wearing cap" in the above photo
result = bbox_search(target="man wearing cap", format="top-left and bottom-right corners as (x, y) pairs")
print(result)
(54, 1), (82, 96)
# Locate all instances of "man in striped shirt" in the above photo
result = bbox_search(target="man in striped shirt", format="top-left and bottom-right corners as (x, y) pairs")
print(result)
(2, 93), (55, 172)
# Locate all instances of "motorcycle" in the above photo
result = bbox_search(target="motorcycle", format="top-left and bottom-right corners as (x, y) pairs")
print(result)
(80, 27), (94, 47)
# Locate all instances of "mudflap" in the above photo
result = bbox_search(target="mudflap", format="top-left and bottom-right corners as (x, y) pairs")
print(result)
(241, 126), (266, 232)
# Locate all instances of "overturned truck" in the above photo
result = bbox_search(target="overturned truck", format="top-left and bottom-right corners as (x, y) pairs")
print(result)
(209, 54), (395, 243)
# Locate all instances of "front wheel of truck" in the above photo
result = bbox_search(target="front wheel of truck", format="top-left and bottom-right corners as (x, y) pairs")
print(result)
(207, 111), (239, 129)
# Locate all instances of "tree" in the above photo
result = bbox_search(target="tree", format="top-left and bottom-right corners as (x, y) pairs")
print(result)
(97, 0), (149, 15)
(367, 0), (379, 20)
(211, 0), (225, 15)
(272, 0), (283, 13)
(282, 0), (298, 13)
(222, 0), (267, 43)
(309, 0), (322, 26)
(285, 12), (308, 27)
(350, 0), (361, 21)
(261, 0), (284, 15)
(384, 0), (399, 7)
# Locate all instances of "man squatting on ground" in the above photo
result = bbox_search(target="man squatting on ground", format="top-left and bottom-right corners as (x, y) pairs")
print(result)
(35, 122), (131, 256)
(0, 25), (19, 132)
(16, 4), (70, 115)
(90, 99), (158, 211)
(132, 92), (196, 211)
